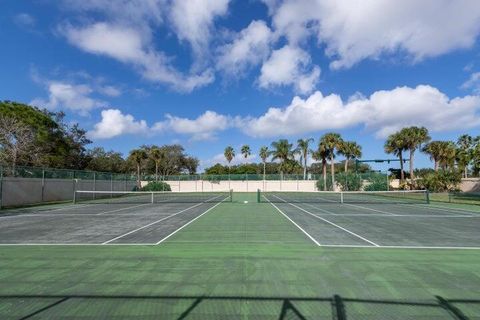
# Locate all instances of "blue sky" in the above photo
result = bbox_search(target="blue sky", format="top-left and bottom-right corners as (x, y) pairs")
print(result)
(1, 0), (480, 172)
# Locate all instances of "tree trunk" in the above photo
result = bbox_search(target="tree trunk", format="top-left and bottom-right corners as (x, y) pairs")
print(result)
(409, 149), (414, 181)
(303, 155), (307, 180)
(155, 162), (159, 182)
(344, 158), (348, 173)
(434, 159), (438, 172)
(330, 153), (335, 191)
(399, 152), (404, 183)
(322, 160), (327, 191)
(263, 161), (266, 180)
(136, 163), (141, 188)
(465, 166), (468, 178)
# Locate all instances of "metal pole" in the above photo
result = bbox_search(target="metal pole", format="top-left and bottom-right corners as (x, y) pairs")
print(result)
(93, 172), (96, 200)
(0, 166), (3, 209)
(41, 168), (45, 203)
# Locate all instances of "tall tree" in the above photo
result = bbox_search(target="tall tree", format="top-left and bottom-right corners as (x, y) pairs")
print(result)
(241, 145), (251, 163)
(128, 149), (147, 188)
(149, 147), (164, 181)
(457, 134), (473, 178)
(0, 115), (40, 171)
(296, 138), (313, 180)
(86, 147), (125, 173)
(259, 146), (269, 180)
(400, 126), (430, 180)
(270, 139), (295, 178)
(422, 141), (445, 171)
(384, 132), (407, 183)
(320, 133), (343, 189)
(182, 157), (199, 175)
(312, 142), (330, 191)
(338, 141), (362, 173)
(224, 146), (235, 177)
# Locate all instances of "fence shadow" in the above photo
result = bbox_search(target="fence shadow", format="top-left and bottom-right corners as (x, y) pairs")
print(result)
(0, 294), (478, 319)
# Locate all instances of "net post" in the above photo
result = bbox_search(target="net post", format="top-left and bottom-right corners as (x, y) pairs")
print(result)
(151, 192), (154, 204)
(73, 189), (76, 204)
(340, 192), (344, 204)
(230, 189), (233, 202)
(257, 189), (261, 203)
(426, 190), (430, 204)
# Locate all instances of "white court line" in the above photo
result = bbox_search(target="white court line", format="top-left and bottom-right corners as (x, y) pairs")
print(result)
(155, 200), (225, 245)
(273, 195), (379, 247)
(403, 203), (480, 215)
(1, 242), (479, 249)
(102, 202), (207, 244)
(343, 203), (396, 215)
(102, 194), (224, 244)
(267, 199), (321, 247)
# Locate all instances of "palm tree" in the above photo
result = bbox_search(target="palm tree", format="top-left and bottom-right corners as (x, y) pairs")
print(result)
(440, 142), (457, 170)
(270, 139), (295, 179)
(457, 134), (473, 178)
(296, 138), (314, 180)
(128, 149), (147, 188)
(224, 146), (235, 178)
(312, 142), (330, 191)
(149, 147), (164, 182)
(259, 146), (269, 180)
(338, 141), (362, 173)
(320, 133), (343, 189)
(422, 141), (445, 171)
(241, 145), (251, 163)
(400, 126), (430, 180)
(384, 132), (407, 183)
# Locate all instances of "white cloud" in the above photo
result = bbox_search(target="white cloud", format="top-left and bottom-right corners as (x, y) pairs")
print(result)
(153, 110), (230, 141)
(88, 109), (148, 139)
(14, 13), (36, 28)
(31, 82), (107, 116)
(202, 152), (257, 167)
(462, 72), (480, 94)
(61, 22), (214, 92)
(268, 0), (480, 69)
(242, 85), (480, 138)
(217, 20), (273, 76)
(258, 45), (320, 94)
(169, 0), (230, 56)
(97, 85), (122, 97)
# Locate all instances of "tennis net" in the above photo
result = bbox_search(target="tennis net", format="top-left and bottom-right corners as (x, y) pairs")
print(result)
(257, 190), (429, 204)
(73, 190), (233, 204)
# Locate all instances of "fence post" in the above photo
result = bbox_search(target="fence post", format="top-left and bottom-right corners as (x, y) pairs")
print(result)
(41, 168), (45, 202)
(0, 166), (3, 209)
(93, 172), (96, 200)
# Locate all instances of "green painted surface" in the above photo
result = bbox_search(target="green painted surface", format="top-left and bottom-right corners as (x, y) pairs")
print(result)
(0, 192), (479, 318)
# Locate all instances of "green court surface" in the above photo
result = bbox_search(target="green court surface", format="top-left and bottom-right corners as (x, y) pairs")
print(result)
(1, 193), (480, 319)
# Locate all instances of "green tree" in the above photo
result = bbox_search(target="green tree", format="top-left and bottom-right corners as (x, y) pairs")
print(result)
(128, 149), (147, 188)
(224, 146), (235, 177)
(296, 138), (313, 180)
(149, 147), (164, 181)
(399, 126), (430, 180)
(312, 142), (331, 191)
(384, 132), (407, 183)
(338, 141), (362, 173)
(182, 156), (199, 174)
(241, 145), (251, 162)
(320, 133), (344, 189)
(422, 141), (445, 171)
(86, 147), (125, 173)
(270, 139), (295, 178)
(259, 146), (269, 180)
(457, 134), (473, 178)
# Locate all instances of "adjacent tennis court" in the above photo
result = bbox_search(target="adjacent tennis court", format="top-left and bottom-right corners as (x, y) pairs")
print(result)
(0, 190), (479, 248)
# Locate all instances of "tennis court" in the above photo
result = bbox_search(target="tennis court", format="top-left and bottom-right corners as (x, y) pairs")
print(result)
(1, 191), (480, 319)
(0, 190), (479, 248)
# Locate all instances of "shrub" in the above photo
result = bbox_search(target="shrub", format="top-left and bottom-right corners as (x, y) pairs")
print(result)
(364, 173), (388, 191)
(141, 181), (171, 191)
(316, 173), (362, 191)
(416, 170), (462, 193)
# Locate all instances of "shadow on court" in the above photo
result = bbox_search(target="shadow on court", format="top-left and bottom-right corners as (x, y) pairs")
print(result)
(1, 294), (478, 319)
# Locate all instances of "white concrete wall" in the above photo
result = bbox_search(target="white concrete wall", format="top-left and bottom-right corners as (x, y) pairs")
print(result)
(155, 180), (317, 192)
